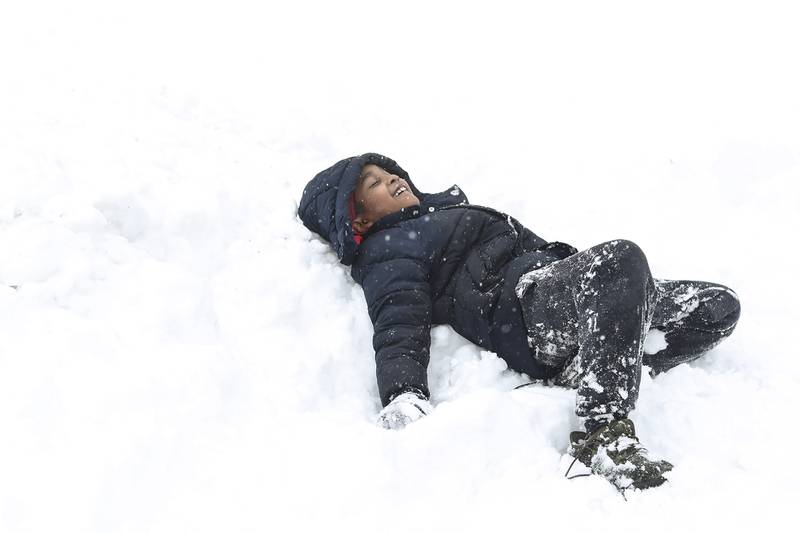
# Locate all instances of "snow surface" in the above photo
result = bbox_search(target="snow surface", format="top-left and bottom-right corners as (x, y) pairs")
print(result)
(2, 1), (799, 532)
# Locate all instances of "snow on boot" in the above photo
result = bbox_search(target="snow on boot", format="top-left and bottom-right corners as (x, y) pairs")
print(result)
(567, 418), (673, 491)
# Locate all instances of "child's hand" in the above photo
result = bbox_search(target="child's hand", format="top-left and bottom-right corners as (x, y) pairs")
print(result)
(376, 391), (433, 430)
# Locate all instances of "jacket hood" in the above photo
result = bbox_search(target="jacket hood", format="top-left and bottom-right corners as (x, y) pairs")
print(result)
(298, 152), (466, 265)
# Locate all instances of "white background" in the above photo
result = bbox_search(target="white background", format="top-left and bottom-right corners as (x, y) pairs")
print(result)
(1, 1), (798, 531)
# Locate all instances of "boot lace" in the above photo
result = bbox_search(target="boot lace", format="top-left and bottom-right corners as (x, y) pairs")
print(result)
(564, 431), (597, 480)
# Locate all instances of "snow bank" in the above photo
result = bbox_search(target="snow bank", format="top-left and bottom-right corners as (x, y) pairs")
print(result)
(1, 1), (798, 531)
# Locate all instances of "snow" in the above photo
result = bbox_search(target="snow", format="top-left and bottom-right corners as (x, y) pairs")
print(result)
(585, 372), (605, 394)
(1, 1), (799, 532)
(644, 328), (668, 354)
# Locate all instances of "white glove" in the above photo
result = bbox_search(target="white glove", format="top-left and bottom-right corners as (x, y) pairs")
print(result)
(377, 391), (433, 430)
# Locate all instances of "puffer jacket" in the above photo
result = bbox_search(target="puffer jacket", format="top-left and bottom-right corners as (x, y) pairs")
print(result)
(298, 153), (578, 406)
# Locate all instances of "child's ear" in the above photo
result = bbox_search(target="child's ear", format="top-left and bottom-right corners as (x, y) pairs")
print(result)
(353, 217), (373, 234)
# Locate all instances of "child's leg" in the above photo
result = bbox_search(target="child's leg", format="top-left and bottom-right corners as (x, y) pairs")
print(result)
(517, 239), (658, 433)
(642, 280), (740, 374)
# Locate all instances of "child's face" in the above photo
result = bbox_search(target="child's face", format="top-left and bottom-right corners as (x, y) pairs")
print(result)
(352, 164), (420, 233)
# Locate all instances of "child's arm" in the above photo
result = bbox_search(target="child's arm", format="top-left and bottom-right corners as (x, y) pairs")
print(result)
(517, 223), (579, 258)
(359, 255), (433, 409)
(517, 224), (549, 251)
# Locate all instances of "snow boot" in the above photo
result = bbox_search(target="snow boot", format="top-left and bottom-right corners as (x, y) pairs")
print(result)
(567, 418), (673, 491)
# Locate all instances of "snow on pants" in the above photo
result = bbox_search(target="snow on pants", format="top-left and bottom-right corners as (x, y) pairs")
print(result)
(515, 239), (740, 431)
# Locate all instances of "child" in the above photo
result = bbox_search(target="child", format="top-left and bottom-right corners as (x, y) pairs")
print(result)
(298, 153), (740, 491)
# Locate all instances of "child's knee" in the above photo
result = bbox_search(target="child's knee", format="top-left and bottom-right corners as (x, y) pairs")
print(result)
(592, 239), (651, 283)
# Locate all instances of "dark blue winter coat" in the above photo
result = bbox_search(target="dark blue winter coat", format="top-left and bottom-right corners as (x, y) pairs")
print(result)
(298, 153), (578, 406)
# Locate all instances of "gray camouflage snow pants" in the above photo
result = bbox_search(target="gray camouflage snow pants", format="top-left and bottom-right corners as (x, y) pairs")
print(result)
(516, 239), (740, 432)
